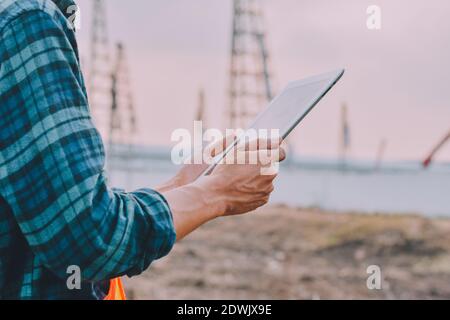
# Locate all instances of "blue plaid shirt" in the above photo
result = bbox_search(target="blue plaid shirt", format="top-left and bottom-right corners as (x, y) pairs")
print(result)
(0, 0), (176, 299)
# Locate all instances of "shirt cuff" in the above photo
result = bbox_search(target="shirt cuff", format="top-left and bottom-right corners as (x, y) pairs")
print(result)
(125, 188), (176, 277)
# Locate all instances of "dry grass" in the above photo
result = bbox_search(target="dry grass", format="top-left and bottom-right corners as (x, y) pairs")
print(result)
(124, 206), (450, 299)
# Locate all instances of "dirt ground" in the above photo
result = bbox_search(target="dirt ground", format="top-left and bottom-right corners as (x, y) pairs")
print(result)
(124, 206), (450, 299)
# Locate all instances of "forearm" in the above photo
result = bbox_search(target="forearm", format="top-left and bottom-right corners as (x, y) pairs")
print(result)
(162, 178), (225, 241)
(155, 178), (180, 193)
(155, 163), (210, 193)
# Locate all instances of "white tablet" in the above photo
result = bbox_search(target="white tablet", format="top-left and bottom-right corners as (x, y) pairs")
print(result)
(203, 69), (345, 175)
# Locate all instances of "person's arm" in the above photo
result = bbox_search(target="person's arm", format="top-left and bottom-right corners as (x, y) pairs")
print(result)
(0, 10), (175, 282)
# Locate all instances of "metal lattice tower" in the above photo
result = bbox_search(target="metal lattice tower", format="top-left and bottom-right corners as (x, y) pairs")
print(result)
(109, 43), (137, 147)
(228, 0), (274, 129)
(106, 43), (136, 180)
(196, 88), (206, 124)
(339, 103), (351, 169)
(88, 0), (112, 139)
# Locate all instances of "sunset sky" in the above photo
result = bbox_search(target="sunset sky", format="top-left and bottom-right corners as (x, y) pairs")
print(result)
(75, 0), (450, 162)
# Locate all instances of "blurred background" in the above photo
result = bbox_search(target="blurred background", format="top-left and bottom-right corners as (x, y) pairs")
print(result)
(75, 0), (450, 299)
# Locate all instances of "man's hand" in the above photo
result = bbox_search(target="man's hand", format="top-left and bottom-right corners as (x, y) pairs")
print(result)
(155, 135), (234, 192)
(199, 143), (286, 216)
(162, 139), (286, 240)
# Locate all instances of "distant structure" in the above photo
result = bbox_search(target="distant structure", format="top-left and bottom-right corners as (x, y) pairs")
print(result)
(107, 42), (137, 180)
(109, 43), (137, 148)
(88, 1), (136, 145)
(423, 130), (450, 168)
(339, 103), (351, 168)
(374, 138), (387, 171)
(228, 0), (274, 128)
(88, 1), (136, 182)
(196, 88), (207, 125)
(88, 0), (112, 138)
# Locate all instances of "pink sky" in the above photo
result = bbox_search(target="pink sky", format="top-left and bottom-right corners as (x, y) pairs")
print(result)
(76, 0), (450, 162)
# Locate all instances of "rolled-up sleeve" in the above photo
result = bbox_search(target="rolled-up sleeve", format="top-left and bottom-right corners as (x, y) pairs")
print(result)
(0, 10), (176, 282)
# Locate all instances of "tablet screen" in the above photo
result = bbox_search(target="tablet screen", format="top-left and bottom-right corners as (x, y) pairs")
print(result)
(202, 69), (344, 175)
(249, 77), (337, 137)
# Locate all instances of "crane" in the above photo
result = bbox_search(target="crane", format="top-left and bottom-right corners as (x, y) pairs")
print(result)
(423, 130), (450, 168)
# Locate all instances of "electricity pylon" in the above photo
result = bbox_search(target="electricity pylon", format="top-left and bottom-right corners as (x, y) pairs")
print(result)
(196, 88), (206, 125)
(228, 0), (274, 129)
(374, 138), (387, 171)
(106, 43), (137, 181)
(88, 1), (136, 181)
(109, 43), (137, 147)
(88, 0), (112, 139)
(339, 103), (351, 170)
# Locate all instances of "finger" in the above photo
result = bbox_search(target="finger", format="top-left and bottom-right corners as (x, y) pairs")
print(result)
(226, 149), (283, 166)
(204, 133), (237, 158)
(260, 162), (280, 176)
(259, 148), (285, 164)
(279, 140), (288, 160)
(236, 137), (283, 152)
(278, 146), (286, 162)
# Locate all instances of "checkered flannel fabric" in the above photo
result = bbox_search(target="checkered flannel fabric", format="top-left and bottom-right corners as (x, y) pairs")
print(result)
(0, 0), (176, 299)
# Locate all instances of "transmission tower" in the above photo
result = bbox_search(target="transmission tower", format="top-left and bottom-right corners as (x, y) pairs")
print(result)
(88, 1), (136, 181)
(106, 42), (137, 181)
(88, 0), (112, 139)
(374, 138), (387, 171)
(339, 103), (351, 169)
(228, 0), (274, 129)
(109, 42), (137, 148)
(196, 88), (206, 124)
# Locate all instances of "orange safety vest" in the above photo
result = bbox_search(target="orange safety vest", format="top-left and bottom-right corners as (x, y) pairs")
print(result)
(104, 277), (126, 300)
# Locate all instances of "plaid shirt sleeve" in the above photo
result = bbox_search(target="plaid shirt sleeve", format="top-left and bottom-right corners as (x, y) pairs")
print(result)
(0, 10), (176, 282)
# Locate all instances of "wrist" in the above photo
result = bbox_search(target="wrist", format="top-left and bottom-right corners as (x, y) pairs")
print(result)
(192, 176), (227, 219)
(155, 177), (181, 193)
